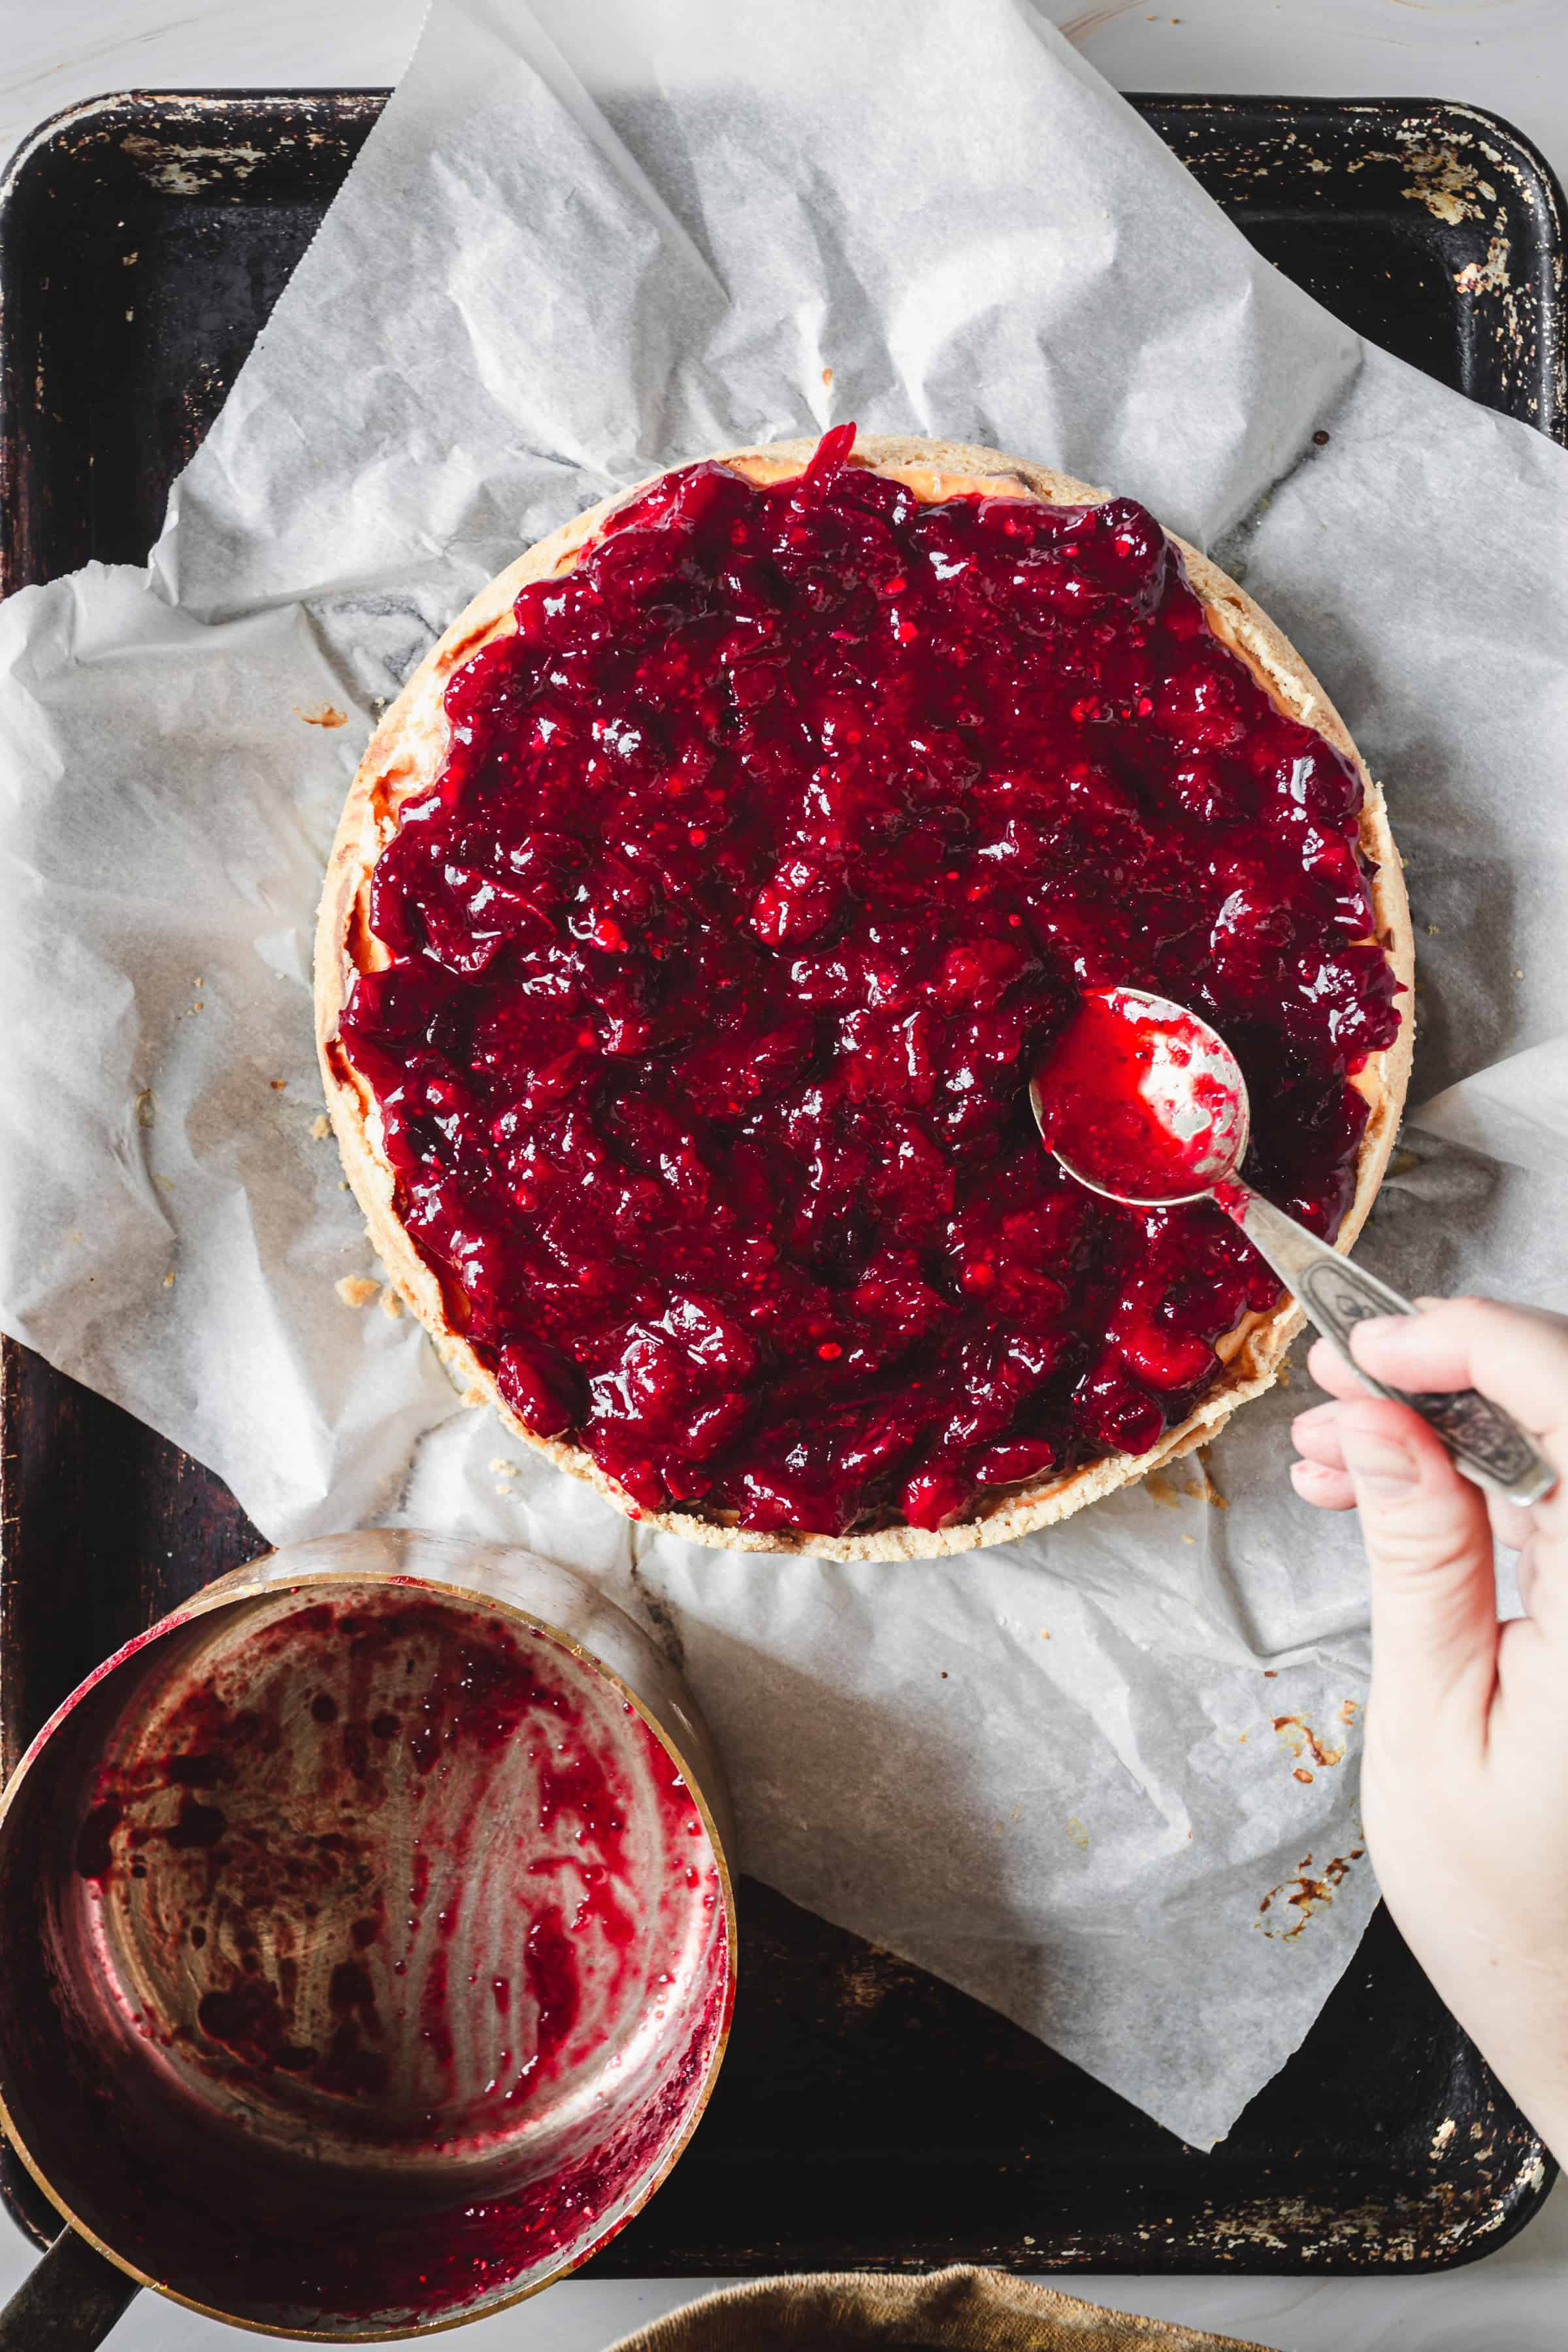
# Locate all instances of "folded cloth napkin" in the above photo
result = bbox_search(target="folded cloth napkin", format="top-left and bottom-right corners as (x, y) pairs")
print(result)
(605, 2268), (1268, 2352)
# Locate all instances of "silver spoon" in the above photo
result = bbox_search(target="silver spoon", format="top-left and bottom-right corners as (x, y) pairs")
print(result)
(1028, 986), (1554, 1509)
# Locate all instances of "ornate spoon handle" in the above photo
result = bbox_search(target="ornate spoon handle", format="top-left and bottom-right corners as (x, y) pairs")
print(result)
(1232, 1186), (1556, 1511)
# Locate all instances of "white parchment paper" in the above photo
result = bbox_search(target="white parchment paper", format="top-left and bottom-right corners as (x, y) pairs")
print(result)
(3, 0), (1567, 2148)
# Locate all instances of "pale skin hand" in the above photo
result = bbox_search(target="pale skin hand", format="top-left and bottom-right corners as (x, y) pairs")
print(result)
(1290, 1298), (1568, 2164)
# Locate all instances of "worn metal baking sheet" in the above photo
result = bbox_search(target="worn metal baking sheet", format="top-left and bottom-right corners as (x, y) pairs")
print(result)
(0, 89), (1560, 2276)
(1154, 94), (1565, 445)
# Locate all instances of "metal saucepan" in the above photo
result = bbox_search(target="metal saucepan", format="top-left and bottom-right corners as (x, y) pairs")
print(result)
(0, 1530), (736, 2343)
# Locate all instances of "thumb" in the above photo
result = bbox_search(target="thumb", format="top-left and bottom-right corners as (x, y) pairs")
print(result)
(1339, 1399), (1499, 1725)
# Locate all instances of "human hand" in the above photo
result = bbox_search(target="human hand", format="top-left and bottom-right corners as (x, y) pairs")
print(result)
(1290, 1298), (1568, 2163)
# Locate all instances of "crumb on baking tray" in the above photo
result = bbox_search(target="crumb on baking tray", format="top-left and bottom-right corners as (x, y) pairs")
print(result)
(1257, 1846), (1364, 1939)
(310, 1113), (331, 1139)
(1195, 1447), (1228, 1508)
(335, 1275), (380, 1309)
(1273, 1714), (1345, 1771)
(295, 704), (348, 728)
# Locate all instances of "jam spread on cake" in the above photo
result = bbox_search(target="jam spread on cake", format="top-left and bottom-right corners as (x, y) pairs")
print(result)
(338, 427), (1399, 1536)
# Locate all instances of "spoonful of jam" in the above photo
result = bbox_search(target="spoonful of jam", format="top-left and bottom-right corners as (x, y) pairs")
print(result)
(1030, 987), (1553, 1509)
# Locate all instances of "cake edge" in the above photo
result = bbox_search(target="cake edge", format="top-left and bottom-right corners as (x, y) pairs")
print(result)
(314, 433), (1415, 1561)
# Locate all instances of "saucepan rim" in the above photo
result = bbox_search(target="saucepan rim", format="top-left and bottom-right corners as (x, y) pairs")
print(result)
(0, 1539), (739, 2341)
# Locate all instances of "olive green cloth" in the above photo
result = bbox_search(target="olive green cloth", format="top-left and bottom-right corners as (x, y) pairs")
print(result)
(604, 2269), (1270, 2352)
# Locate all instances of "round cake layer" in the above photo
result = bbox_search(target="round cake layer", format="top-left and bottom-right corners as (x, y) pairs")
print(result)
(318, 433), (1412, 1556)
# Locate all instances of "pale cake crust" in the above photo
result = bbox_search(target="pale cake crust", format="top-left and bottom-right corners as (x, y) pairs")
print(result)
(316, 437), (1415, 1560)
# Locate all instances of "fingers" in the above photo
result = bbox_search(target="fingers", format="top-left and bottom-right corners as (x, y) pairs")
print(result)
(1291, 1402), (1356, 1509)
(1292, 1400), (1346, 1462)
(1305, 1333), (1376, 1404)
(1333, 1398), (1499, 1725)
(1483, 1494), (1540, 1554)
(1292, 1399), (1537, 1550)
(1515, 1542), (1539, 1618)
(1346, 1299), (1568, 1475)
(1290, 1456), (1356, 1511)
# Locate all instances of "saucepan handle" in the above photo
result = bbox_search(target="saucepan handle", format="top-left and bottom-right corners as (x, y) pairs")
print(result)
(0, 2227), (140, 2350)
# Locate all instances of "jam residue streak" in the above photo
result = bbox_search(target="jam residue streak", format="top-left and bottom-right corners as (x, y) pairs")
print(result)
(1031, 988), (1245, 1203)
(44, 1592), (729, 2323)
(340, 423), (1399, 1531)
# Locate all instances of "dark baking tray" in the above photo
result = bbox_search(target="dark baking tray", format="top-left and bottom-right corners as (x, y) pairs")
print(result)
(1, 90), (1560, 2277)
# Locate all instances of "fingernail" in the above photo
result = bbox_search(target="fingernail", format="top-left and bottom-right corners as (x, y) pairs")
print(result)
(1347, 1315), (1402, 1357)
(1339, 1427), (1418, 1492)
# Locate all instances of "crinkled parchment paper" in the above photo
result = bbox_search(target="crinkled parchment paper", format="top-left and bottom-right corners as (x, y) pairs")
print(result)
(2, 0), (1565, 2146)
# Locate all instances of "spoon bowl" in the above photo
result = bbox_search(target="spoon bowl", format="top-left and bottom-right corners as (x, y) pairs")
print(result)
(1028, 986), (1554, 1511)
(1028, 985), (1250, 1207)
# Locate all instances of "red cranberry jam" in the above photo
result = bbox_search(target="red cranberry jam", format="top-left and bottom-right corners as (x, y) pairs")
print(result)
(1032, 988), (1249, 1203)
(338, 427), (1399, 1537)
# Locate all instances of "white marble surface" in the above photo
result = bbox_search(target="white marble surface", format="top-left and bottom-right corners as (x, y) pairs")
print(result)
(2, 2), (1567, 2345)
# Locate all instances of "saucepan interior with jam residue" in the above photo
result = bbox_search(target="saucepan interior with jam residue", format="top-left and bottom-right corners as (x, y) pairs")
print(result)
(0, 1533), (734, 2342)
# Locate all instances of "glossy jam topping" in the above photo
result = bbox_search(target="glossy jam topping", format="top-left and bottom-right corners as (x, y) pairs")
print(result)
(340, 426), (1399, 1536)
(1032, 987), (1248, 1203)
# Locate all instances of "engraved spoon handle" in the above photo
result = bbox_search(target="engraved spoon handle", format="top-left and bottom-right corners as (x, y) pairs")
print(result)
(1230, 1183), (1556, 1511)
